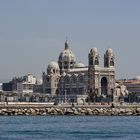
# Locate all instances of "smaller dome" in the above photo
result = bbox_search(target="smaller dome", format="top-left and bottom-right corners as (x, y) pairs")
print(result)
(47, 61), (60, 70)
(106, 48), (113, 56)
(75, 62), (85, 68)
(90, 47), (99, 55)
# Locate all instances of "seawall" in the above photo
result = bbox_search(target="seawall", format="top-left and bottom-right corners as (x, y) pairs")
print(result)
(0, 103), (140, 116)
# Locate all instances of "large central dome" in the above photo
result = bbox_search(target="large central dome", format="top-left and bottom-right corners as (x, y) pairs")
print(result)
(58, 40), (76, 71)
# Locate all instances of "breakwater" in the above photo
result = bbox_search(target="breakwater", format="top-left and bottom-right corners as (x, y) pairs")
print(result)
(0, 104), (140, 116)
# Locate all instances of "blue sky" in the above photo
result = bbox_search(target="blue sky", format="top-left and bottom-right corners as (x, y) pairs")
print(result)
(0, 0), (140, 81)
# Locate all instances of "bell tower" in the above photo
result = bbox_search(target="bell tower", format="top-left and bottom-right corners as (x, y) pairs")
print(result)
(104, 48), (115, 68)
(88, 48), (100, 102)
(103, 48), (115, 102)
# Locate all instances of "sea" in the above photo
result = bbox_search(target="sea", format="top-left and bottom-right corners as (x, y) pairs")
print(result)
(0, 116), (140, 140)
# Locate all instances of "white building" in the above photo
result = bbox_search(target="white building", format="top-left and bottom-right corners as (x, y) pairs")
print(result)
(17, 74), (36, 93)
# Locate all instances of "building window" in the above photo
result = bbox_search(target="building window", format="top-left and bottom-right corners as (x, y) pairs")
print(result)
(95, 57), (99, 65)
(47, 78), (49, 82)
(72, 77), (77, 83)
(110, 58), (114, 66)
(79, 77), (84, 83)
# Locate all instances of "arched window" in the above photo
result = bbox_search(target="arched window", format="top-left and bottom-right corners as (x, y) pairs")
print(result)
(105, 58), (109, 67)
(53, 69), (55, 73)
(110, 58), (114, 66)
(101, 77), (108, 95)
(89, 57), (93, 65)
(79, 76), (84, 83)
(65, 77), (70, 84)
(72, 76), (77, 83)
(95, 57), (99, 65)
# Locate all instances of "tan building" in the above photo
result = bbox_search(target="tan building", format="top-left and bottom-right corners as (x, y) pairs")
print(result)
(117, 77), (140, 102)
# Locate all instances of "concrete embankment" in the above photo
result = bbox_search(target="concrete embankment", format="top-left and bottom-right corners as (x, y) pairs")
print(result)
(0, 104), (140, 116)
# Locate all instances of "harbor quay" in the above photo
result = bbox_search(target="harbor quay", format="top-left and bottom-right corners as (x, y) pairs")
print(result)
(0, 102), (140, 116)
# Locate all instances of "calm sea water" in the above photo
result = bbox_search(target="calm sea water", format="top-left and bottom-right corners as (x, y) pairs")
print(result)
(0, 116), (140, 140)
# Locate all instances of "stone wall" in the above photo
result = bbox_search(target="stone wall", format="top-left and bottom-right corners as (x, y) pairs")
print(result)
(0, 106), (140, 116)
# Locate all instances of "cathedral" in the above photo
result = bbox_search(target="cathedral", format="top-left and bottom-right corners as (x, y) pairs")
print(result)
(42, 41), (116, 103)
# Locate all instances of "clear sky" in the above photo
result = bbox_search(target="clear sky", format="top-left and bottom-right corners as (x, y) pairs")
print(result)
(0, 0), (140, 82)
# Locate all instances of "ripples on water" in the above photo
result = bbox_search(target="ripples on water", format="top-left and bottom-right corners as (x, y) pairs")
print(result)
(0, 116), (140, 140)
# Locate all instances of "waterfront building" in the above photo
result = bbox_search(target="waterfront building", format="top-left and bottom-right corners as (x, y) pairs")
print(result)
(0, 74), (46, 102)
(17, 74), (36, 93)
(115, 83), (129, 102)
(42, 40), (116, 103)
(117, 77), (140, 102)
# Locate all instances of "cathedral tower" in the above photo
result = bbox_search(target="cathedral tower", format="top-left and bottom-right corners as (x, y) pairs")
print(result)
(104, 48), (115, 68)
(88, 48), (100, 102)
(88, 48), (116, 102)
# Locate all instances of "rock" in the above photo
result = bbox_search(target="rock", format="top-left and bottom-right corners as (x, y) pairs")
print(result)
(73, 110), (80, 115)
(65, 108), (74, 115)
(2, 109), (7, 112)
(77, 108), (82, 112)
(17, 111), (23, 115)
(136, 108), (140, 113)
(125, 108), (132, 113)
(85, 108), (93, 115)
(120, 108), (125, 114)
(35, 108), (40, 112)
(93, 110), (99, 115)
(25, 113), (29, 116)
(55, 108), (63, 115)
(111, 108), (118, 115)
(27, 109), (31, 113)
(30, 108), (37, 115)
(125, 112), (133, 115)
(86, 108), (92, 112)
(97, 108), (104, 115)
(39, 109), (46, 114)
(14, 113), (18, 115)
(42, 112), (47, 115)
(46, 108), (53, 113)
(104, 110), (111, 116)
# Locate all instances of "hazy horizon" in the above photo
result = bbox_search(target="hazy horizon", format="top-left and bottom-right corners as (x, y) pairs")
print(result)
(0, 0), (140, 82)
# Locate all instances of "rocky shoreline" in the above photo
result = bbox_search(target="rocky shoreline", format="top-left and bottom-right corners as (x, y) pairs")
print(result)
(0, 106), (140, 116)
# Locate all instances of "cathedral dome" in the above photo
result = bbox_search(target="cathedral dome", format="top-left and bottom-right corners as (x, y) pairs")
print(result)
(75, 62), (85, 68)
(47, 61), (60, 70)
(58, 41), (76, 62)
(58, 49), (76, 62)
